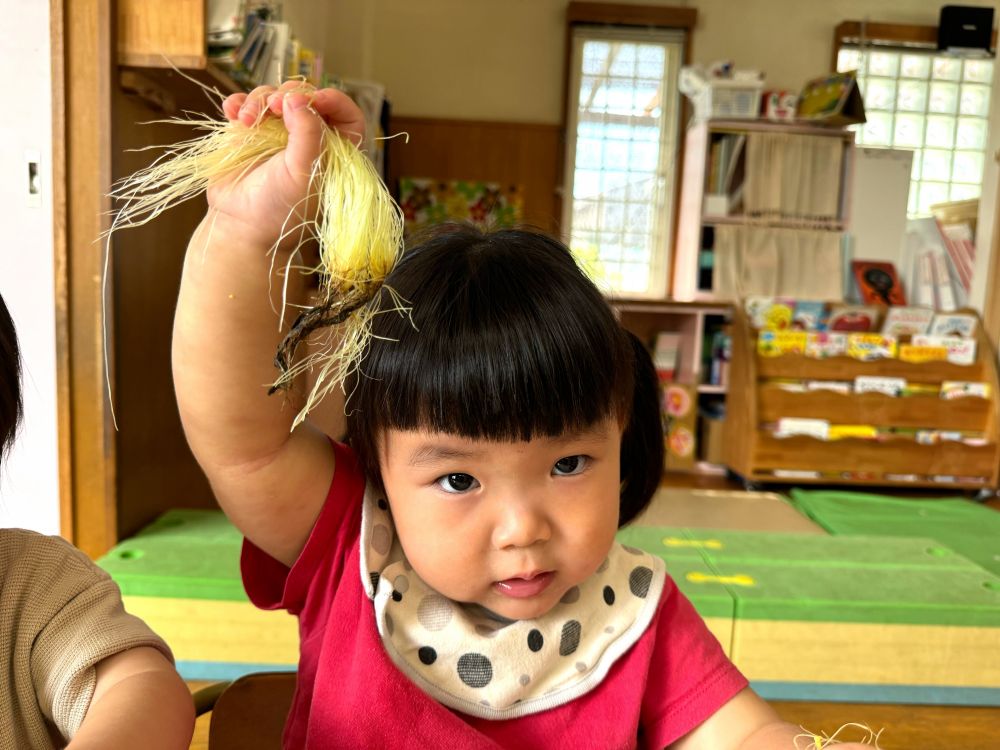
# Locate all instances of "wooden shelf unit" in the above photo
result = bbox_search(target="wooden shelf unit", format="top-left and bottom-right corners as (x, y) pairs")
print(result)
(614, 299), (732, 474)
(723, 308), (1000, 490)
(672, 119), (855, 302)
(615, 299), (732, 390)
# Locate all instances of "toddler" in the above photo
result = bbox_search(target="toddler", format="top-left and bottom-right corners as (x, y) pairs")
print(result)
(172, 82), (871, 749)
(0, 293), (194, 749)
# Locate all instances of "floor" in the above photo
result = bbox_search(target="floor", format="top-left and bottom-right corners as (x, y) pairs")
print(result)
(186, 473), (1000, 749)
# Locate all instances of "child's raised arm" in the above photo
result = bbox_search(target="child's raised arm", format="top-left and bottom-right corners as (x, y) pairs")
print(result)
(172, 84), (365, 566)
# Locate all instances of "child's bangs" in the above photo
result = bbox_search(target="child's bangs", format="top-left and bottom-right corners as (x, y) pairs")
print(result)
(348, 226), (634, 466)
(379, 298), (628, 442)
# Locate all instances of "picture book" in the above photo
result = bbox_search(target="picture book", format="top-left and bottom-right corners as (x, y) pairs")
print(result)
(792, 300), (827, 330)
(757, 330), (808, 357)
(745, 296), (796, 330)
(805, 380), (851, 394)
(653, 332), (682, 382)
(929, 313), (977, 338)
(899, 344), (949, 364)
(805, 332), (847, 358)
(775, 417), (830, 440)
(940, 381), (991, 400)
(912, 334), (977, 365)
(744, 296), (774, 329)
(796, 71), (866, 126)
(881, 306), (934, 337)
(828, 424), (878, 440)
(827, 304), (880, 332)
(854, 376), (907, 397)
(851, 260), (906, 305)
(846, 333), (898, 361)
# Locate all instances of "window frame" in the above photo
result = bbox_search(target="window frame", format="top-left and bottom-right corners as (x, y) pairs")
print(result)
(833, 21), (997, 216)
(832, 20), (1000, 350)
(561, 3), (696, 300)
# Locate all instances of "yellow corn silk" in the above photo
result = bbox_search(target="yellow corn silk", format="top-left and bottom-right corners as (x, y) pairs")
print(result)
(108, 93), (405, 424)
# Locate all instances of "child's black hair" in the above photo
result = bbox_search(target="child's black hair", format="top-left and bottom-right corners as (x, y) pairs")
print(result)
(0, 293), (23, 464)
(345, 225), (663, 526)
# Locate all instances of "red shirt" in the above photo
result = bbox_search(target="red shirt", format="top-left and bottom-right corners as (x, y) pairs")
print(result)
(242, 441), (747, 749)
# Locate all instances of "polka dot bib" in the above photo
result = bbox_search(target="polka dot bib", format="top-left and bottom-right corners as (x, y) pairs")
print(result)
(360, 484), (666, 720)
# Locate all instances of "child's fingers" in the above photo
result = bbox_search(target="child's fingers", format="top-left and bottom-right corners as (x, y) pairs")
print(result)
(266, 80), (316, 115)
(282, 93), (326, 179)
(237, 85), (279, 126)
(222, 93), (247, 121)
(309, 88), (366, 145)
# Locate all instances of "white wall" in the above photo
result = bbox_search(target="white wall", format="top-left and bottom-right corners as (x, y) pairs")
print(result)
(314, 0), (1000, 311)
(0, 0), (60, 534)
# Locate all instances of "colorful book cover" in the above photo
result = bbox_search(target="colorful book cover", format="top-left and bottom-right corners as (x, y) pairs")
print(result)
(852, 260), (907, 305)
(744, 296), (774, 329)
(881, 306), (934, 337)
(902, 382), (942, 397)
(775, 417), (830, 440)
(653, 332), (682, 382)
(805, 380), (851, 394)
(757, 330), (808, 357)
(761, 297), (795, 331)
(854, 376), (907, 397)
(899, 344), (949, 364)
(912, 334), (977, 365)
(827, 304), (880, 332)
(805, 332), (847, 358)
(828, 424), (878, 440)
(791, 300), (827, 330)
(846, 333), (898, 361)
(929, 313), (977, 338)
(940, 381), (991, 399)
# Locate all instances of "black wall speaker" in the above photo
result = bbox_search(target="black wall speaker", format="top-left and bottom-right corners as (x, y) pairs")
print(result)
(938, 5), (994, 56)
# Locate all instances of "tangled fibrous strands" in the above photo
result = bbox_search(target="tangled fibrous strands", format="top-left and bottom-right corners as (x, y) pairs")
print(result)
(794, 722), (884, 749)
(106, 89), (406, 427)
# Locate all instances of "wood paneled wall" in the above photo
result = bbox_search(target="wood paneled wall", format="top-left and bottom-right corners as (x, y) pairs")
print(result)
(111, 76), (218, 539)
(387, 116), (563, 235)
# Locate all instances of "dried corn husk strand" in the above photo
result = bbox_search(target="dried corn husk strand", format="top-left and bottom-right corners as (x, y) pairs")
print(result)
(793, 723), (884, 749)
(108, 93), (406, 427)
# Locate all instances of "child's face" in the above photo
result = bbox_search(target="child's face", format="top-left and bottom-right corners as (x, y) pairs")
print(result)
(379, 417), (622, 621)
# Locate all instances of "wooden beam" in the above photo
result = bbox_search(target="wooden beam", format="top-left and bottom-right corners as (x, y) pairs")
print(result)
(567, 3), (696, 30)
(63, 0), (117, 557)
(833, 19), (998, 60)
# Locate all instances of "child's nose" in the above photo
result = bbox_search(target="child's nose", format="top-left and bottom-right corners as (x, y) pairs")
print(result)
(491, 500), (551, 550)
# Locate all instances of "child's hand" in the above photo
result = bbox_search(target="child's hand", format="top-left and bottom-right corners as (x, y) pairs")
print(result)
(209, 82), (366, 249)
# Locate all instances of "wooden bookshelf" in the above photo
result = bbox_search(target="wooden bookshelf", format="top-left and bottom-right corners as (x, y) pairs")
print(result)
(723, 308), (1000, 490)
(614, 299), (732, 474)
(672, 119), (855, 302)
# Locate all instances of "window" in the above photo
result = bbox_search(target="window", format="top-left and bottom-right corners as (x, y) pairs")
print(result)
(563, 26), (685, 297)
(837, 46), (993, 216)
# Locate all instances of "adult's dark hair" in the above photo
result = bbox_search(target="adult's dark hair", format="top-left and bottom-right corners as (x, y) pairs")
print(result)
(0, 293), (23, 464)
(345, 224), (663, 526)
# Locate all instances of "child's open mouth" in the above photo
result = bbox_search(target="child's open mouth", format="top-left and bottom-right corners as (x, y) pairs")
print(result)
(493, 571), (554, 599)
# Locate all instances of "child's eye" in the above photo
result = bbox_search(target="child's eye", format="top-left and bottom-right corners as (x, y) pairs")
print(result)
(436, 473), (480, 493)
(553, 455), (588, 476)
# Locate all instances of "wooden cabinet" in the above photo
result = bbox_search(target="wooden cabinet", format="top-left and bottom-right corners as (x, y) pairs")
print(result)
(117, 0), (207, 68)
(97, 2), (314, 549)
(672, 119), (855, 301)
(723, 308), (1000, 490)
